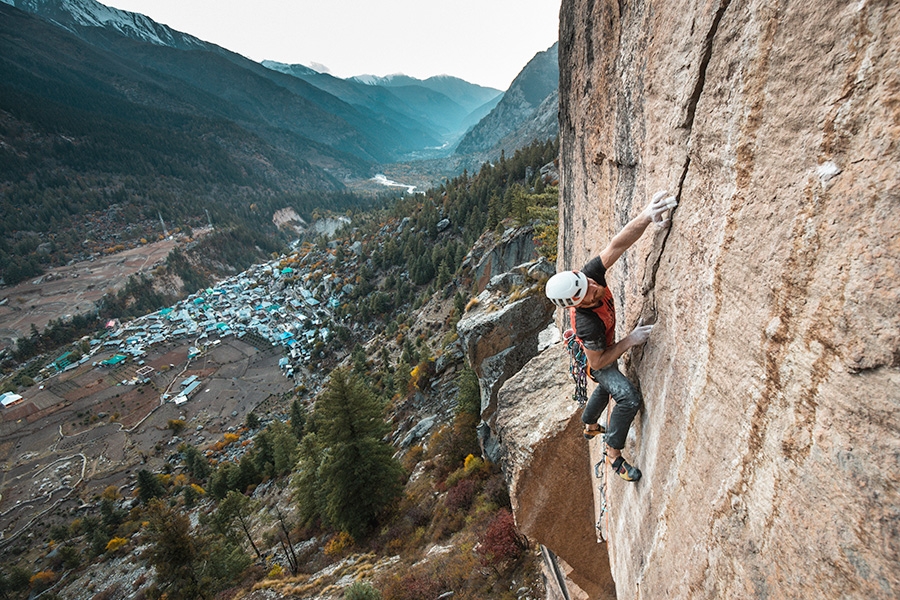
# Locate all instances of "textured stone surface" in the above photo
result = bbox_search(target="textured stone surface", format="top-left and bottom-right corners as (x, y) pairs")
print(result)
(456, 260), (555, 461)
(546, 0), (900, 598)
(462, 226), (540, 293)
(496, 343), (616, 600)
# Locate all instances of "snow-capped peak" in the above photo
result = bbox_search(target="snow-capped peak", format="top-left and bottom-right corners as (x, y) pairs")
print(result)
(8, 0), (207, 50)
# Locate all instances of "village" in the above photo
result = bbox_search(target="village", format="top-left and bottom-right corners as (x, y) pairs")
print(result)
(0, 242), (360, 552)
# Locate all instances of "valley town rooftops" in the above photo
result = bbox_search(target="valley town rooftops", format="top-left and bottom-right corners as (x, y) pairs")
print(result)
(0, 392), (24, 408)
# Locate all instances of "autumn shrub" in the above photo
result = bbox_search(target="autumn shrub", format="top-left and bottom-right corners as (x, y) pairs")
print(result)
(344, 581), (382, 600)
(408, 359), (435, 392)
(376, 485), (434, 556)
(477, 509), (526, 568)
(105, 536), (128, 553)
(30, 570), (56, 592)
(426, 415), (480, 485)
(324, 531), (355, 556)
(379, 570), (443, 600)
(444, 478), (478, 513)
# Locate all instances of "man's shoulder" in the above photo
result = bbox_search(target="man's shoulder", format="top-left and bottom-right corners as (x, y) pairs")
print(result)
(582, 256), (607, 285)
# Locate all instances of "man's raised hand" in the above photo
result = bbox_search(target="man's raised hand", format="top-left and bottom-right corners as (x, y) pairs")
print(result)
(628, 324), (654, 347)
(645, 190), (678, 227)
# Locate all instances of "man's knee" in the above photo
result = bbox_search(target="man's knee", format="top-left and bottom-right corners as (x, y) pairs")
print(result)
(614, 388), (642, 413)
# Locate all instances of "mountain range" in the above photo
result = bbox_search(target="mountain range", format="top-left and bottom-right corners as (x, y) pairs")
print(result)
(454, 42), (559, 158)
(0, 0), (558, 283)
(1, 0), (557, 166)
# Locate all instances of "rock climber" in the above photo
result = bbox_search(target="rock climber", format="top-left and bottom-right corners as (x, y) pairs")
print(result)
(545, 190), (676, 482)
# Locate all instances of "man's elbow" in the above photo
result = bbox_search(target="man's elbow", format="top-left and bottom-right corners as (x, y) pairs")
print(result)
(590, 355), (616, 371)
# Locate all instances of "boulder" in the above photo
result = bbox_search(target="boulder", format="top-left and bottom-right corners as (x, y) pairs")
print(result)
(457, 260), (555, 462)
(496, 342), (616, 600)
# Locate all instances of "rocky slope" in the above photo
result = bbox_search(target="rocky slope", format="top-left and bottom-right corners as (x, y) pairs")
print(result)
(497, 1), (899, 599)
(455, 43), (559, 158)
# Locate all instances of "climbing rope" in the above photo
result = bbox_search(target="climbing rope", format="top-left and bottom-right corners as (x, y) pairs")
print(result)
(595, 410), (612, 543)
(563, 328), (588, 406)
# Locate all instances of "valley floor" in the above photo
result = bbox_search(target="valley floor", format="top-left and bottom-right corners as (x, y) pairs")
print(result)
(0, 333), (293, 555)
(0, 237), (181, 352)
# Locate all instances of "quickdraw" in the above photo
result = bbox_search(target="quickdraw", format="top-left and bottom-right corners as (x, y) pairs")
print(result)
(563, 328), (588, 406)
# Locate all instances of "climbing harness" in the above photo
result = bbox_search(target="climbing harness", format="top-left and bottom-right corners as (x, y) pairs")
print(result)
(563, 328), (588, 406)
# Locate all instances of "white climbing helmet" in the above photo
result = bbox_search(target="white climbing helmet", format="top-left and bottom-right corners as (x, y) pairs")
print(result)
(545, 270), (589, 308)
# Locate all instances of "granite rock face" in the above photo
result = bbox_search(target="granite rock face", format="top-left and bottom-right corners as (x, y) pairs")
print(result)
(456, 257), (555, 462)
(496, 343), (617, 600)
(510, 1), (899, 598)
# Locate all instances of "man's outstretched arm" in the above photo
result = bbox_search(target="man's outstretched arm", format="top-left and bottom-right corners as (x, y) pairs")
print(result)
(599, 191), (676, 269)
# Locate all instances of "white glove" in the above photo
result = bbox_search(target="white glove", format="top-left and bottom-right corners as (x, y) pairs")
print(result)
(629, 324), (653, 346)
(646, 190), (678, 227)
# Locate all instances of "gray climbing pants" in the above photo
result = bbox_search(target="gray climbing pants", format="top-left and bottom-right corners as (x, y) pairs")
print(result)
(582, 364), (642, 450)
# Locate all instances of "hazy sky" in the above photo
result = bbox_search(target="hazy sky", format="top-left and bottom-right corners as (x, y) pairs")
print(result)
(102, 0), (561, 90)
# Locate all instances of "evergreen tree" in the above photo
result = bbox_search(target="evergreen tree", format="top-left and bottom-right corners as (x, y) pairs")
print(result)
(210, 491), (262, 559)
(291, 398), (306, 440)
(295, 369), (403, 537)
(183, 444), (210, 480)
(137, 469), (166, 504)
(144, 499), (201, 600)
(293, 432), (324, 526)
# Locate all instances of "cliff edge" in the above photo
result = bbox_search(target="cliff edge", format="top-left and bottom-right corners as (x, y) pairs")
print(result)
(502, 1), (899, 599)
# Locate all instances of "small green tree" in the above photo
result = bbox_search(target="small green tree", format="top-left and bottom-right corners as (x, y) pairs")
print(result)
(290, 398), (306, 440)
(295, 369), (403, 537)
(144, 499), (201, 600)
(210, 491), (261, 559)
(136, 469), (166, 504)
(183, 444), (210, 480)
(456, 367), (481, 417)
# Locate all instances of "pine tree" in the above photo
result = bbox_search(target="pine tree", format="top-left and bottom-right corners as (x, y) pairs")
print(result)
(212, 491), (262, 559)
(290, 398), (306, 440)
(296, 369), (403, 537)
(137, 469), (166, 504)
(144, 499), (201, 600)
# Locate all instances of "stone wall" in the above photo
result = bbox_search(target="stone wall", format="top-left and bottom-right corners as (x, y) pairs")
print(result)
(543, 0), (899, 598)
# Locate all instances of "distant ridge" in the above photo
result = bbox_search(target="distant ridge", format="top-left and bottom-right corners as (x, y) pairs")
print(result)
(2, 0), (210, 50)
(454, 42), (559, 158)
(265, 63), (503, 156)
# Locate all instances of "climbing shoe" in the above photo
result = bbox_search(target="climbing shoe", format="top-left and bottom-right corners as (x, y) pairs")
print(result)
(583, 424), (606, 439)
(609, 455), (642, 482)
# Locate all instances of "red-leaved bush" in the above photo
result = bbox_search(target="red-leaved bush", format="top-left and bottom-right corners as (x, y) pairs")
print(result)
(477, 508), (526, 567)
(444, 478), (477, 512)
(380, 571), (443, 600)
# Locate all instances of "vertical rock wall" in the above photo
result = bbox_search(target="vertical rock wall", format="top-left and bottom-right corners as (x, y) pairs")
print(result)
(555, 0), (899, 598)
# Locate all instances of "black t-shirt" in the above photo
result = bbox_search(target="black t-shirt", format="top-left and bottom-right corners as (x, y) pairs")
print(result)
(574, 256), (611, 352)
(581, 255), (607, 287)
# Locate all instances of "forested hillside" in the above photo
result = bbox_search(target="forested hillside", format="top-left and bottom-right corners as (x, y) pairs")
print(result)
(0, 137), (559, 600)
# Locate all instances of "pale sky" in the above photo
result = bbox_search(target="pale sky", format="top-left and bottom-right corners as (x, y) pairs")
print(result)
(102, 0), (561, 90)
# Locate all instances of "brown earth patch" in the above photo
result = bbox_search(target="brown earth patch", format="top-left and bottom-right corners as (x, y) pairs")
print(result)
(0, 236), (180, 351)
